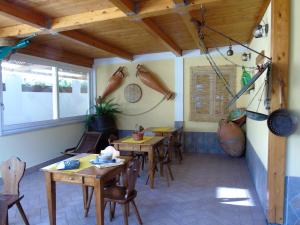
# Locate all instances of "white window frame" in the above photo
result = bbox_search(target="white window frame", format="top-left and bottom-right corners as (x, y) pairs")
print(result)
(0, 53), (95, 136)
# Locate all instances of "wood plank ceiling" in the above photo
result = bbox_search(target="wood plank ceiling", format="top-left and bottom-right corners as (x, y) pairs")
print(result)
(0, 0), (270, 67)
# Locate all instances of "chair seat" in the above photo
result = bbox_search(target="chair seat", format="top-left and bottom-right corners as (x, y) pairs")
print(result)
(0, 194), (23, 208)
(104, 185), (137, 202)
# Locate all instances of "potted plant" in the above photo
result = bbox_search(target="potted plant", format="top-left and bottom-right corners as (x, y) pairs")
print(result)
(132, 124), (144, 141)
(85, 97), (121, 132)
(59, 79), (72, 93)
(85, 97), (121, 151)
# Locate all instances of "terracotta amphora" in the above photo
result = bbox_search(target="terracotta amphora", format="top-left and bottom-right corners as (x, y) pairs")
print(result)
(101, 66), (125, 100)
(217, 119), (245, 157)
(136, 64), (175, 100)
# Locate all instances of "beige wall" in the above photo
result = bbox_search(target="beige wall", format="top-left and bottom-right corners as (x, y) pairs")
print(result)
(0, 123), (84, 176)
(245, 4), (271, 169)
(286, 0), (300, 177)
(96, 60), (175, 130)
(183, 53), (245, 132)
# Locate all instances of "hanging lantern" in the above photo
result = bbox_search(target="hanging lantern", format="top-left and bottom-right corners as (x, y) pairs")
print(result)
(241, 52), (251, 61)
(253, 24), (269, 38)
(227, 44), (234, 56)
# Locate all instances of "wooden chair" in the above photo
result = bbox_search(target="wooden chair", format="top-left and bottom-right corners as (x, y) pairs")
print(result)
(173, 127), (183, 163)
(105, 159), (142, 225)
(85, 159), (142, 225)
(82, 133), (119, 217)
(0, 157), (29, 225)
(146, 137), (174, 187)
(62, 131), (102, 155)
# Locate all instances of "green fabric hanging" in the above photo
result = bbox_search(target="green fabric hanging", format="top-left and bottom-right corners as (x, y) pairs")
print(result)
(241, 66), (252, 87)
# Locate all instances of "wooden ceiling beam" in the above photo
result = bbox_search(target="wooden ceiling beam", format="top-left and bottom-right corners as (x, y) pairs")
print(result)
(0, 0), (50, 29)
(0, 0), (219, 38)
(17, 43), (93, 67)
(60, 30), (133, 60)
(179, 11), (204, 51)
(140, 18), (182, 56)
(109, 0), (137, 15)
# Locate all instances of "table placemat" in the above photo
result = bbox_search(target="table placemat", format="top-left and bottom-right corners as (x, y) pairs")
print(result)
(48, 154), (97, 173)
(121, 136), (153, 144)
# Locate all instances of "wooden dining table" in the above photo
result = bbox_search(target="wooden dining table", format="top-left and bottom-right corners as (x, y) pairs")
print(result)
(112, 136), (165, 189)
(146, 127), (179, 137)
(41, 153), (131, 225)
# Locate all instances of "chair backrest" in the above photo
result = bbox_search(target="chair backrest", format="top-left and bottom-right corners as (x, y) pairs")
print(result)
(0, 157), (26, 195)
(175, 127), (183, 145)
(125, 159), (141, 198)
(108, 134), (118, 146)
(76, 131), (102, 153)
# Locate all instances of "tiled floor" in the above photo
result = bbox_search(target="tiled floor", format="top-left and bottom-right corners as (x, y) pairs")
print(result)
(4, 154), (267, 225)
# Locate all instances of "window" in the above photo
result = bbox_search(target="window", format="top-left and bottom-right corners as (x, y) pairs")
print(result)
(2, 60), (53, 125)
(58, 68), (89, 118)
(0, 54), (92, 135)
(190, 65), (236, 122)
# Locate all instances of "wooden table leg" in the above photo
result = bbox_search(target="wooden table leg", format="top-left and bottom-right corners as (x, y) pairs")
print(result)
(158, 145), (164, 177)
(94, 179), (104, 225)
(148, 149), (155, 189)
(45, 172), (56, 225)
(82, 185), (88, 217)
(0, 199), (8, 225)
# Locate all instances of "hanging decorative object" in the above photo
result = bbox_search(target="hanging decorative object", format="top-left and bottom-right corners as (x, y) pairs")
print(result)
(100, 66), (126, 101)
(228, 62), (271, 107)
(124, 83), (142, 103)
(241, 66), (254, 93)
(267, 81), (298, 137)
(241, 52), (251, 61)
(226, 43), (234, 56)
(253, 24), (269, 38)
(192, 9), (272, 107)
(136, 64), (175, 100)
(0, 35), (36, 60)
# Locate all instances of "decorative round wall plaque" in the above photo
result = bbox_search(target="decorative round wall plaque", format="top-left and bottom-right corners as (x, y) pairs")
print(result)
(124, 83), (142, 103)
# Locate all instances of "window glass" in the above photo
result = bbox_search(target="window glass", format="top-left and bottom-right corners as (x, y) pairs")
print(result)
(58, 68), (89, 118)
(1, 60), (53, 125)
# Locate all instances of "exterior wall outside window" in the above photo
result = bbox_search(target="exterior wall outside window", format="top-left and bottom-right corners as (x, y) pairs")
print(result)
(0, 53), (92, 136)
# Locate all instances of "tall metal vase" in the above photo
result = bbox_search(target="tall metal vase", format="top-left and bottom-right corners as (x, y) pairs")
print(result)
(136, 64), (175, 100)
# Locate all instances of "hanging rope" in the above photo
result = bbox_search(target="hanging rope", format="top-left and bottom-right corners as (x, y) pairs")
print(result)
(204, 33), (257, 70)
(256, 80), (266, 111)
(198, 39), (235, 97)
(120, 96), (166, 116)
(246, 79), (266, 109)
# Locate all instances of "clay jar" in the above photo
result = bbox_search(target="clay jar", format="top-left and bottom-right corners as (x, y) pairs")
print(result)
(218, 119), (245, 157)
(101, 66), (125, 99)
(136, 64), (174, 100)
